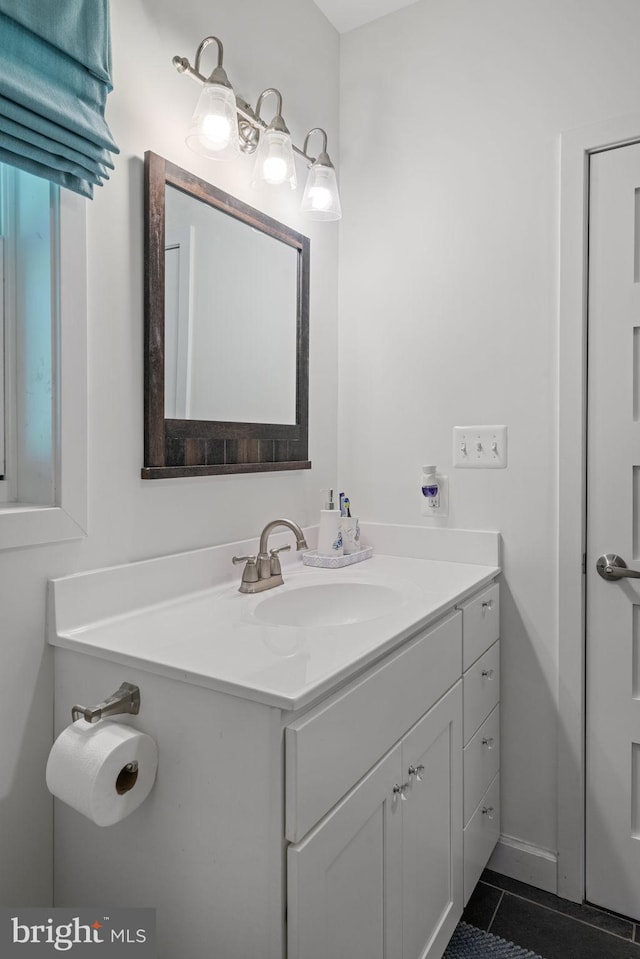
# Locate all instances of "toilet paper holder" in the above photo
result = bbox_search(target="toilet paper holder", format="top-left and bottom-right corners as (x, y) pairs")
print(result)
(71, 682), (141, 724)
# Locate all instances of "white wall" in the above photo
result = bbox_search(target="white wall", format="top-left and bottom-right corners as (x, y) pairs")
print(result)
(0, 0), (339, 905)
(338, 0), (640, 881)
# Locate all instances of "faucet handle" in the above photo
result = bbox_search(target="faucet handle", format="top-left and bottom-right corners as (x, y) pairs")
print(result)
(232, 554), (256, 565)
(269, 544), (291, 575)
(232, 554), (259, 586)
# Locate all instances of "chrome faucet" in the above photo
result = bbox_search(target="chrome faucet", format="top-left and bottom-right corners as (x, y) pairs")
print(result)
(232, 519), (308, 593)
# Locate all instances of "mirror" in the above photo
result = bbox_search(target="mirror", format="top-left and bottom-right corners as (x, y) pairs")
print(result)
(143, 151), (310, 478)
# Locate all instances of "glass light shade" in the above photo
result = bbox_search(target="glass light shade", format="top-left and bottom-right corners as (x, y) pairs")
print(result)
(301, 162), (342, 220)
(253, 129), (297, 189)
(186, 83), (239, 160)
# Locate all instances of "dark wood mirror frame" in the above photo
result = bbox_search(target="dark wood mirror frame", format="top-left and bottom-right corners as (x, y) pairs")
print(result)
(142, 151), (311, 479)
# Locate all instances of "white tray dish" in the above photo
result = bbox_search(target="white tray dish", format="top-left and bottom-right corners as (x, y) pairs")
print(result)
(302, 547), (373, 569)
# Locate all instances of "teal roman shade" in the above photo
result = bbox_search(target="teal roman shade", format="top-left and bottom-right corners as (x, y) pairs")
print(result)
(0, 0), (119, 198)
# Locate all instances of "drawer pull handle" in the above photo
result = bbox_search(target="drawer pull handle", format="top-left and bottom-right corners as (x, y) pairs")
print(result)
(393, 782), (409, 801)
(481, 668), (496, 680)
(408, 763), (425, 782)
(482, 737), (495, 750)
(482, 805), (495, 819)
(482, 600), (493, 612)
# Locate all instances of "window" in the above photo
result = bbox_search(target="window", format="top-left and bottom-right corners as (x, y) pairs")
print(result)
(0, 164), (57, 504)
(0, 163), (87, 550)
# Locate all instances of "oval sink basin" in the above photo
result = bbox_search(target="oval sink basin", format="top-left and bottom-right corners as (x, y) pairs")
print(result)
(252, 582), (403, 627)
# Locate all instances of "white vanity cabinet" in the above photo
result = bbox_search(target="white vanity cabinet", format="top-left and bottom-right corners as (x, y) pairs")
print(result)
(284, 584), (500, 959)
(48, 550), (500, 959)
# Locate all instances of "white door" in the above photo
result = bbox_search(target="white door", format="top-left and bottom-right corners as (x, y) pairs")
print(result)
(586, 140), (640, 919)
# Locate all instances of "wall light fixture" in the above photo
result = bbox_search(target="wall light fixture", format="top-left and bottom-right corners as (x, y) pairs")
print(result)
(173, 36), (341, 220)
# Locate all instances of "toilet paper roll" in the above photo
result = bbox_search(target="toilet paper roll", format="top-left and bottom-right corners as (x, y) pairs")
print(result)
(46, 719), (158, 827)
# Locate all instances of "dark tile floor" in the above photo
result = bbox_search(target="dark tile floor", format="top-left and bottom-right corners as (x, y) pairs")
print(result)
(462, 870), (640, 958)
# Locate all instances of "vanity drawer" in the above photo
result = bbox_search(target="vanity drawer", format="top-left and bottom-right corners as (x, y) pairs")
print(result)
(463, 773), (500, 904)
(463, 705), (500, 824)
(460, 583), (499, 671)
(285, 611), (462, 843)
(463, 640), (499, 745)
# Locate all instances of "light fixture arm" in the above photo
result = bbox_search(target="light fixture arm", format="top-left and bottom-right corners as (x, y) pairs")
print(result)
(195, 36), (224, 77)
(173, 35), (229, 86)
(302, 127), (332, 167)
(255, 88), (285, 125)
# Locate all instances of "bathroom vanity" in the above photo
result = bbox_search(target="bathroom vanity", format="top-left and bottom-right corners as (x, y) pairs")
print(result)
(47, 525), (500, 959)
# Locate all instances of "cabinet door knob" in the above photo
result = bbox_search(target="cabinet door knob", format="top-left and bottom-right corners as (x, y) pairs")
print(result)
(393, 782), (409, 801)
(408, 763), (425, 782)
(482, 600), (493, 612)
(481, 668), (495, 680)
(482, 805), (495, 819)
(482, 737), (495, 750)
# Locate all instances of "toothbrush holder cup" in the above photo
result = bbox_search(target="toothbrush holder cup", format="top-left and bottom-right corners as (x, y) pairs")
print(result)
(340, 516), (360, 554)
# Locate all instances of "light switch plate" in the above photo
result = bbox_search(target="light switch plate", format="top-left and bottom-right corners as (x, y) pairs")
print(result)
(453, 425), (507, 468)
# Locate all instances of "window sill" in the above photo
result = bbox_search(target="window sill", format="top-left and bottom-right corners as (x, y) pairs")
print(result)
(0, 503), (86, 551)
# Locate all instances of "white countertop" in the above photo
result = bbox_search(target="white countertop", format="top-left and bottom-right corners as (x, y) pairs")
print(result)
(49, 552), (499, 711)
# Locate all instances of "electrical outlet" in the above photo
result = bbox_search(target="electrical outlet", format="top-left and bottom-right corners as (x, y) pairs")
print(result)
(453, 425), (507, 468)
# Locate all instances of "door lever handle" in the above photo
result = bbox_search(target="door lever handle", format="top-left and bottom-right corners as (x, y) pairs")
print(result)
(596, 554), (640, 581)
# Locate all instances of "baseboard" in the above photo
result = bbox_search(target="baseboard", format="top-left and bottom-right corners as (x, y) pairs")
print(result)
(487, 834), (558, 895)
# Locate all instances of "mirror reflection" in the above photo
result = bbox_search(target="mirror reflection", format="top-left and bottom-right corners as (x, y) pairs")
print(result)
(164, 184), (298, 424)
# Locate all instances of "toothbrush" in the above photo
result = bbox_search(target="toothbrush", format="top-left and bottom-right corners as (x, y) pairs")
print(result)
(339, 492), (346, 517)
(344, 497), (351, 518)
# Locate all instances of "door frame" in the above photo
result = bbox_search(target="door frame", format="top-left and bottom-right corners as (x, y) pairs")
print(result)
(558, 113), (640, 902)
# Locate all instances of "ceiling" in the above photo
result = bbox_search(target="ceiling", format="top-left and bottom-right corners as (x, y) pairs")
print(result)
(312, 0), (420, 34)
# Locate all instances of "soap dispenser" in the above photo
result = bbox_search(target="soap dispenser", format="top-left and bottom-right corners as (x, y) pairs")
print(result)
(317, 489), (343, 556)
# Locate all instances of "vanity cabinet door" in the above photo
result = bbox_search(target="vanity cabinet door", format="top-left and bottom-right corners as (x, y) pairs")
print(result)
(401, 682), (463, 959)
(287, 744), (403, 959)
